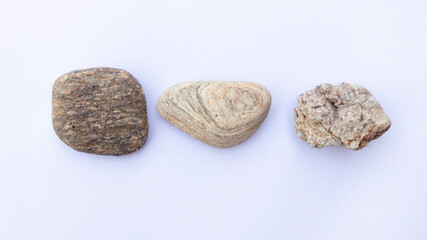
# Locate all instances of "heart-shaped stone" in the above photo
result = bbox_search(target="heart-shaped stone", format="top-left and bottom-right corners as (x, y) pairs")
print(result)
(157, 81), (271, 148)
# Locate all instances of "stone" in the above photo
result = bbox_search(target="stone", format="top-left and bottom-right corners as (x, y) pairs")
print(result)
(157, 81), (271, 148)
(294, 83), (391, 150)
(52, 67), (148, 156)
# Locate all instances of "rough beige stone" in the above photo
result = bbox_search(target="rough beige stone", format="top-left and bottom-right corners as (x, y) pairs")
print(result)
(294, 83), (391, 150)
(157, 81), (271, 148)
(52, 67), (148, 156)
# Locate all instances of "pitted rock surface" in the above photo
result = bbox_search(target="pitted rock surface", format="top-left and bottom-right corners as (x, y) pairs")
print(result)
(294, 83), (391, 150)
(52, 68), (148, 155)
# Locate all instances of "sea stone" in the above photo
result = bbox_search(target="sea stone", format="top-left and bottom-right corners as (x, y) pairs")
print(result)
(157, 81), (271, 148)
(52, 68), (148, 156)
(294, 83), (391, 150)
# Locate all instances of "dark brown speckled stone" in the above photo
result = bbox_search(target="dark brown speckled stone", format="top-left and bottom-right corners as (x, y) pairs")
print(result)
(52, 68), (148, 156)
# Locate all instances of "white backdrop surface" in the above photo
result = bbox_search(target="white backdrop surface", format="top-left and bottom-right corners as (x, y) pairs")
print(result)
(1, 0), (427, 239)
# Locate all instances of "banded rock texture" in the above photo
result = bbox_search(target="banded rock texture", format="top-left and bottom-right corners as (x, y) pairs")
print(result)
(157, 81), (271, 148)
(294, 83), (391, 150)
(52, 68), (148, 156)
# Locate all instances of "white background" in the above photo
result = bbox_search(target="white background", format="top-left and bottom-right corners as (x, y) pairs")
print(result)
(1, 0), (426, 239)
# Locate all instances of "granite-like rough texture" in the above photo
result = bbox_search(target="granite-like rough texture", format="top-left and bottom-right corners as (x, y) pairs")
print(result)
(294, 83), (391, 150)
(157, 81), (271, 148)
(52, 68), (148, 156)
